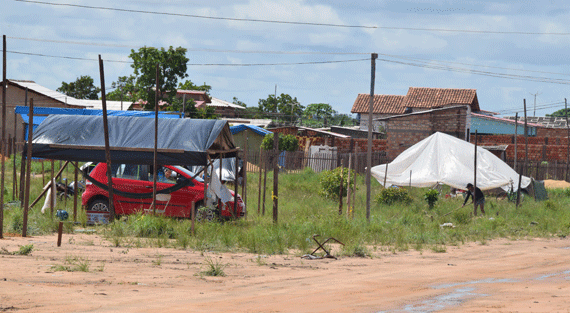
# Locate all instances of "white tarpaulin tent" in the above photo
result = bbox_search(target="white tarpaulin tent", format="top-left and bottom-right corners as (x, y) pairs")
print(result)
(371, 132), (531, 191)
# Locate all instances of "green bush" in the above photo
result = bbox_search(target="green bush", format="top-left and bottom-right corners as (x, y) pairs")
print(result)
(424, 189), (439, 210)
(261, 133), (299, 151)
(319, 167), (355, 200)
(376, 187), (412, 205)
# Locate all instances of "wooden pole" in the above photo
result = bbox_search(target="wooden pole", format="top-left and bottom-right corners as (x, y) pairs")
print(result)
(564, 98), (570, 181)
(352, 146), (358, 218)
(50, 160), (55, 216)
(472, 130), (474, 215)
(234, 155), (239, 218)
(243, 131), (249, 213)
(191, 201), (195, 235)
(99, 55), (115, 221)
(12, 136), (17, 201)
(524, 99), (529, 177)
(257, 146), (262, 214)
(19, 124), (26, 205)
(57, 221), (63, 247)
(366, 53), (378, 223)
(383, 163), (388, 187)
(0, 35), (6, 238)
(151, 64), (159, 214)
(22, 98), (34, 237)
(346, 153), (352, 218)
(514, 112), (518, 171)
(73, 161), (78, 222)
(262, 148), (268, 216)
(41, 160), (45, 185)
(339, 164), (344, 215)
(272, 133), (279, 223)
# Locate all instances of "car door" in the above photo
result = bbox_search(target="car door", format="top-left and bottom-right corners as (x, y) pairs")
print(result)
(110, 164), (153, 215)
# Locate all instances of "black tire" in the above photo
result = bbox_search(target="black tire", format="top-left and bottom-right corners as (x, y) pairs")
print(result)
(88, 198), (110, 212)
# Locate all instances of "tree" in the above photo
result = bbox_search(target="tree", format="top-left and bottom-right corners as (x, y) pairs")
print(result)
(303, 103), (337, 126)
(129, 46), (189, 110)
(232, 97), (247, 107)
(57, 75), (100, 100)
(178, 80), (212, 95)
(547, 108), (570, 117)
(105, 76), (136, 102)
(258, 93), (304, 121)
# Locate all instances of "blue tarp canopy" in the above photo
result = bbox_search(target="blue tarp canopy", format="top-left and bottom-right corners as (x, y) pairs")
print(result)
(229, 124), (272, 136)
(16, 106), (181, 140)
(26, 115), (237, 166)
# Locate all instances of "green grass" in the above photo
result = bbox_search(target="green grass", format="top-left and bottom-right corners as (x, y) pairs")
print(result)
(3, 160), (570, 256)
(51, 255), (91, 272)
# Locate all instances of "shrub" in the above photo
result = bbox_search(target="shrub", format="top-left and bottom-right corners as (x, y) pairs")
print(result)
(319, 167), (355, 200)
(261, 133), (299, 151)
(424, 189), (439, 210)
(376, 187), (412, 205)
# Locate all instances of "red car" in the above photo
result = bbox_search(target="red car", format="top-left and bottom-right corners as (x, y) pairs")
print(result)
(81, 163), (245, 224)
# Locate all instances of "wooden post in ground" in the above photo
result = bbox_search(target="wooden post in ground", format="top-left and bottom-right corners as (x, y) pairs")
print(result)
(262, 149), (268, 216)
(50, 160), (55, 216)
(22, 98), (34, 237)
(0, 35), (6, 238)
(272, 133), (279, 224)
(191, 201), (195, 236)
(366, 53), (378, 223)
(243, 131), (248, 214)
(514, 113), (518, 172)
(73, 161), (78, 222)
(524, 99), (529, 177)
(151, 64), (160, 214)
(564, 98), (570, 181)
(339, 164), (344, 215)
(99, 55), (115, 221)
(57, 222), (63, 247)
(12, 136), (17, 201)
(19, 122), (26, 205)
(346, 154), (352, 218)
(473, 130), (478, 216)
(257, 146), (262, 214)
(29, 161), (69, 209)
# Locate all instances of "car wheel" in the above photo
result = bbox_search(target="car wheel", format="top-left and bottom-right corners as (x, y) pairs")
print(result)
(88, 199), (109, 212)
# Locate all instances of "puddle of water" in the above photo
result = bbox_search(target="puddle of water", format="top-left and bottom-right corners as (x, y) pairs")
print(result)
(432, 277), (518, 289)
(378, 287), (487, 313)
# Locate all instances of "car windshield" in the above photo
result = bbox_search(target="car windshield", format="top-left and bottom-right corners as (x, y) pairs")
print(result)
(173, 166), (204, 183)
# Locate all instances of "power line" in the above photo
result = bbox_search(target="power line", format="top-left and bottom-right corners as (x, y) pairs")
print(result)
(15, 0), (570, 35)
(14, 0), (377, 29)
(7, 50), (368, 66)
(7, 36), (370, 55)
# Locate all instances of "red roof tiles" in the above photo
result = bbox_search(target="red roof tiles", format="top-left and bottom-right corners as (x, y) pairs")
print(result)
(351, 94), (406, 114)
(350, 87), (480, 114)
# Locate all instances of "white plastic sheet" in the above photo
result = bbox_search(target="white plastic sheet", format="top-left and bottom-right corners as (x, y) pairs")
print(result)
(371, 132), (531, 191)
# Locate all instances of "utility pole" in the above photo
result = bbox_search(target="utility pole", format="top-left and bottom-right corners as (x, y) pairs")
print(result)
(366, 53), (378, 222)
(529, 91), (541, 117)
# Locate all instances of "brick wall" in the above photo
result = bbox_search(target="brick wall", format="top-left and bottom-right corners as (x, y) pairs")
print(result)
(386, 106), (468, 159)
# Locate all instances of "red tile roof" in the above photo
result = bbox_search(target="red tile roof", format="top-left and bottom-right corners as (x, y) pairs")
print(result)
(403, 87), (479, 111)
(350, 94), (406, 114)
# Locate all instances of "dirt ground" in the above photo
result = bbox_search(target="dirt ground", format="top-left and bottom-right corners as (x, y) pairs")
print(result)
(1, 233), (569, 313)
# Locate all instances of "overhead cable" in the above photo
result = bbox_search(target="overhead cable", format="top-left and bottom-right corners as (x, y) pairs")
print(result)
(14, 0), (377, 29)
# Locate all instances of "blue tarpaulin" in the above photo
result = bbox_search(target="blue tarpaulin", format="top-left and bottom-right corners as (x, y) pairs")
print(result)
(229, 124), (272, 136)
(16, 106), (181, 140)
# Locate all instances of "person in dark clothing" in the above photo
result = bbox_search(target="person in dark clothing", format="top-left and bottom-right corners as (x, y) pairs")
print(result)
(462, 183), (485, 216)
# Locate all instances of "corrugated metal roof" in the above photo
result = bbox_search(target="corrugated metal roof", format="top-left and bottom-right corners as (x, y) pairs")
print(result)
(350, 94), (405, 114)
(9, 80), (131, 110)
(210, 97), (246, 109)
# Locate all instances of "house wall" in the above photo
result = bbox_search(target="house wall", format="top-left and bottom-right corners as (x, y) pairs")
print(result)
(232, 130), (265, 155)
(358, 113), (391, 132)
(0, 82), (78, 149)
(385, 106), (468, 159)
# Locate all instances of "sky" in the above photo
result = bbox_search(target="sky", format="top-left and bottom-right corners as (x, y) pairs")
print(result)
(1, 0), (570, 117)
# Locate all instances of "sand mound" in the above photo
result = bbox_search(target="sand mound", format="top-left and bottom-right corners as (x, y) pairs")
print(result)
(543, 179), (570, 189)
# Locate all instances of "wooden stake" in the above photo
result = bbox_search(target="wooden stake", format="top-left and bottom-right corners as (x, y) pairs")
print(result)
(0, 35), (6, 238)
(99, 55), (115, 221)
(57, 222), (63, 247)
(339, 164), (344, 215)
(73, 161), (78, 222)
(22, 98), (34, 237)
(346, 153), (352, 218)
(272, 133), (279, 223)
(473, 130), (478, 216)
(257, 146), (262, 215)
(151, 64), (159, 214)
